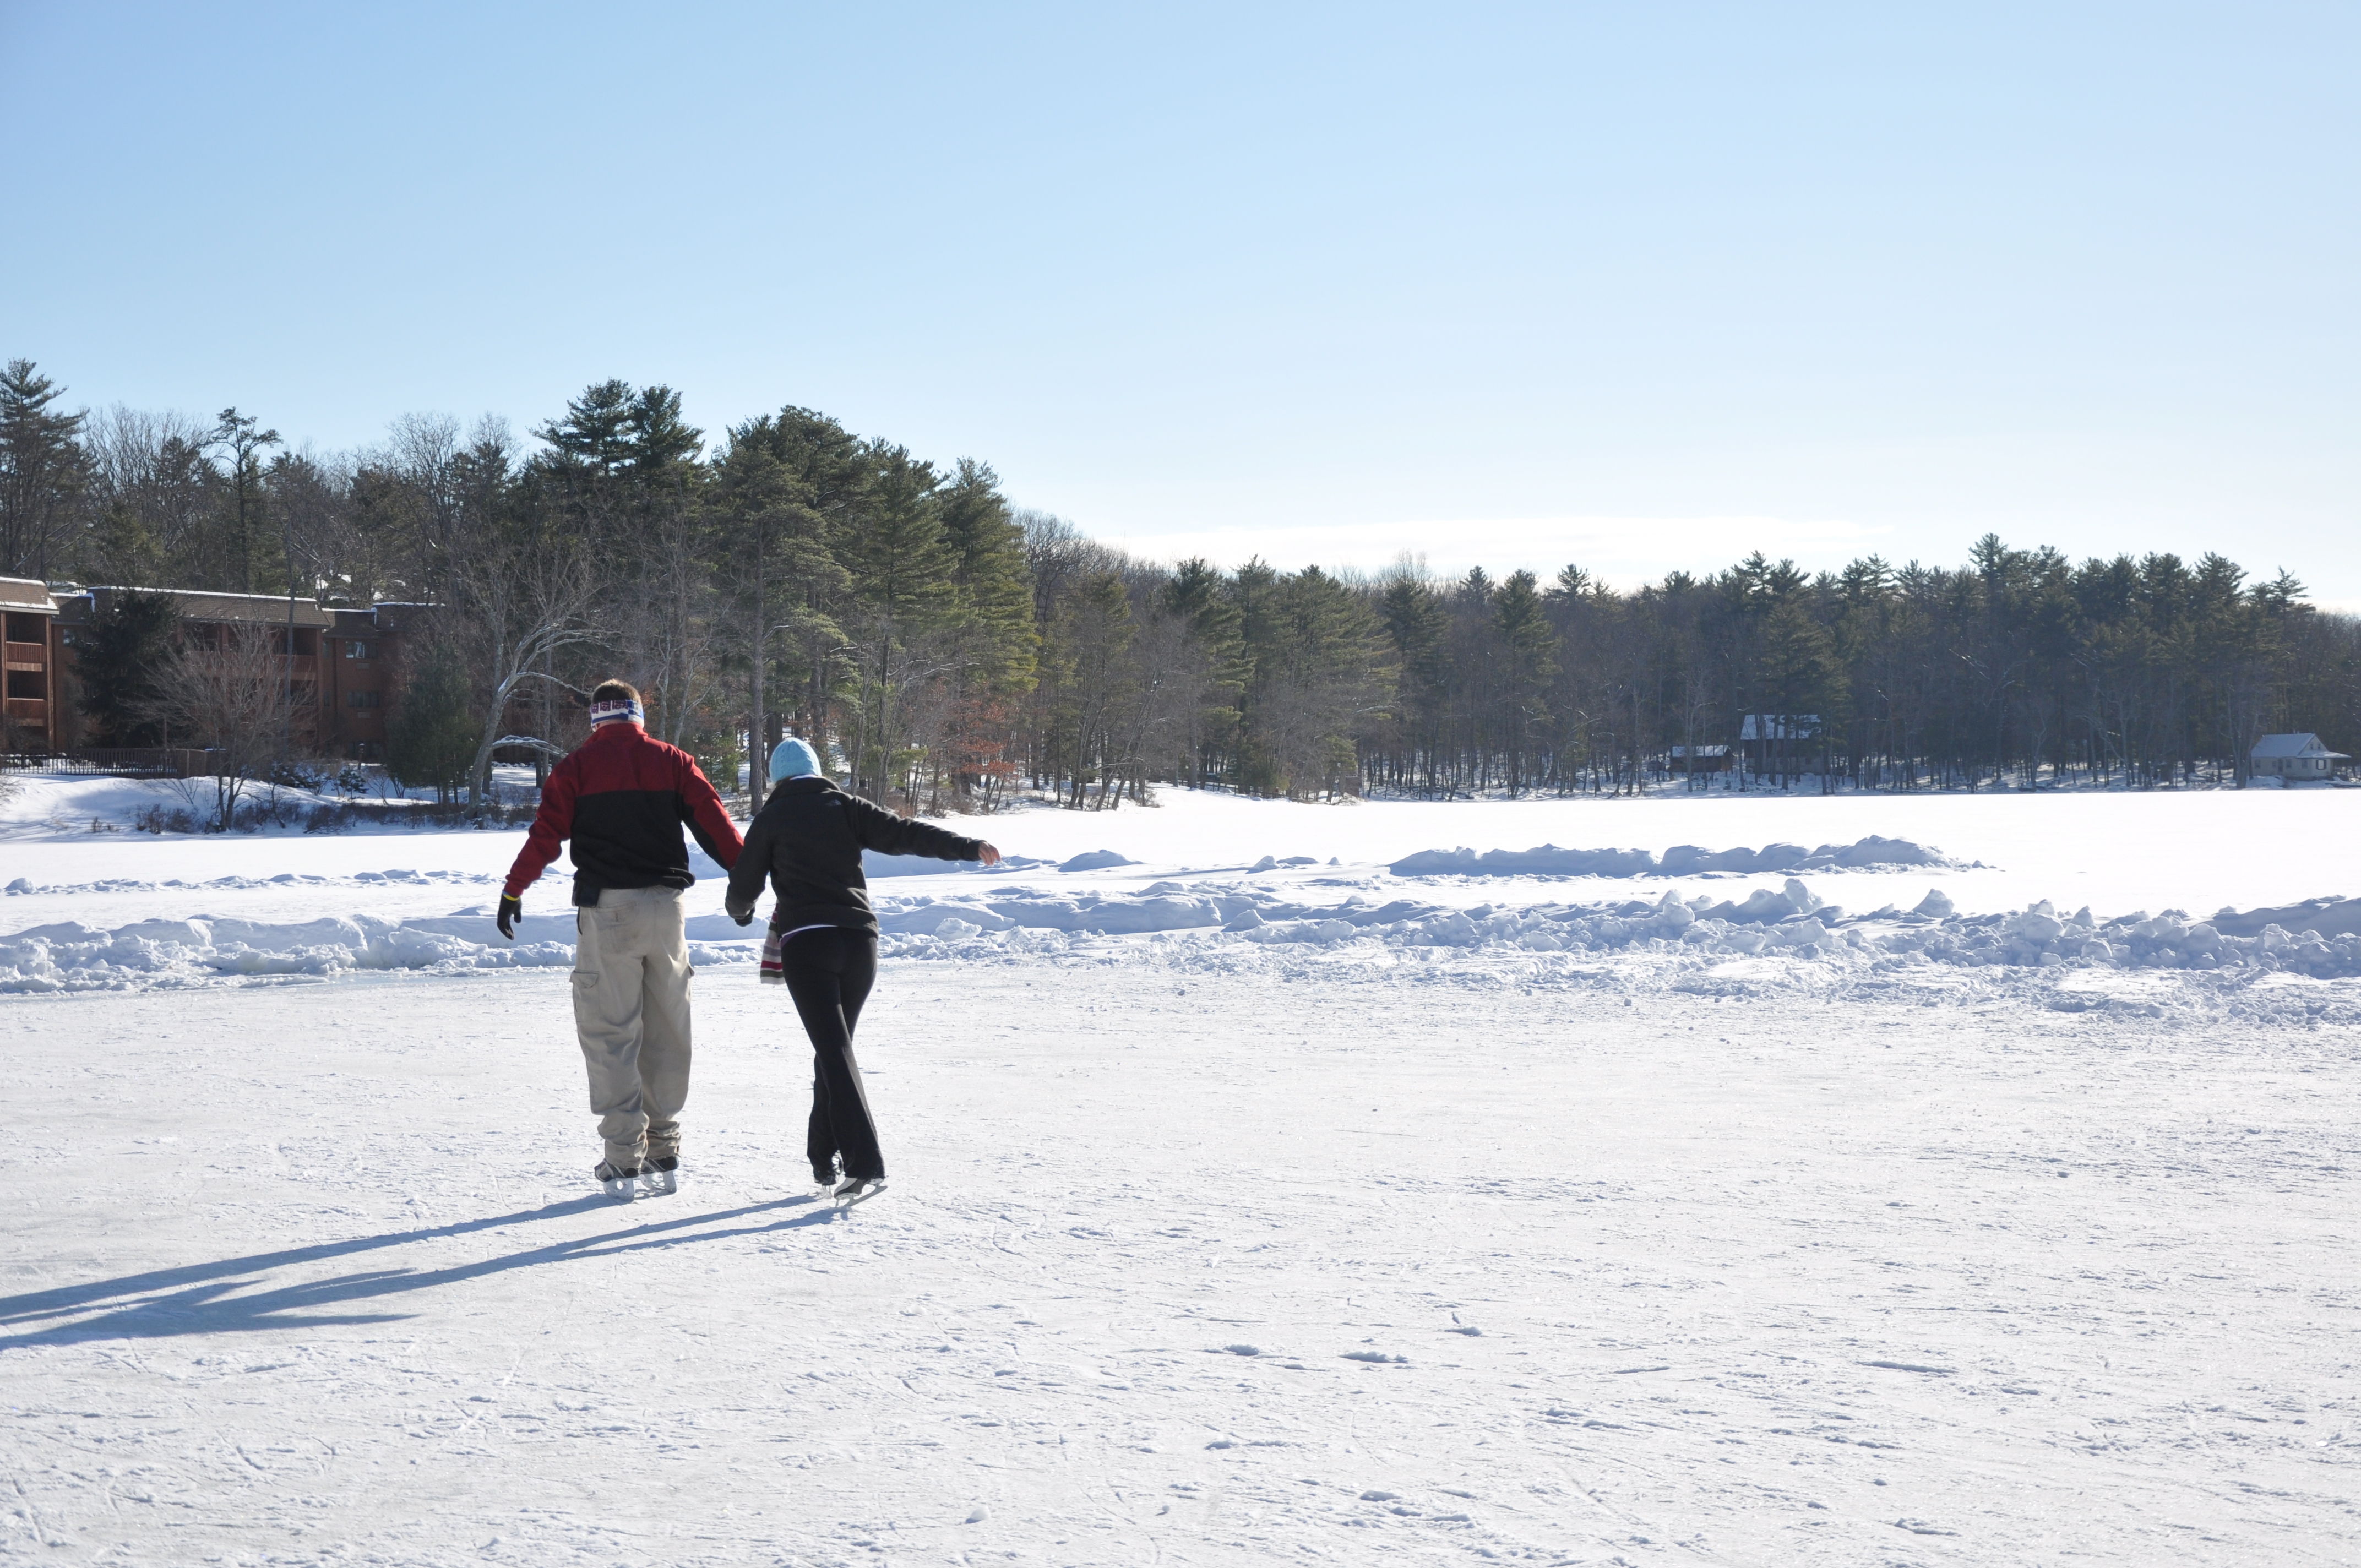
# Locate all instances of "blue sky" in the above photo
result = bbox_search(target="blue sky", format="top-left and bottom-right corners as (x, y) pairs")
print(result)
(3, 2), (2354, 594)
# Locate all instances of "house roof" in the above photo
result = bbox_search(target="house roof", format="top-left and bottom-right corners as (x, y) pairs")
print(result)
(0, 576), (58, 612)
(1739, 714), (1820, 741)
(2252, 733), (2349, 760)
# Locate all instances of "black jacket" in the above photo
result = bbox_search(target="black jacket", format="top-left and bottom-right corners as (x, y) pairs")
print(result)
(724, 776), (984, 933)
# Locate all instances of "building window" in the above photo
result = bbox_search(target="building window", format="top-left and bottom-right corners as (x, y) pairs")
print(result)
(6, 670), (42, 699)
(4, 613), (44, 643)
(346, 640), (375, 660)
(347, 689), (382, 709)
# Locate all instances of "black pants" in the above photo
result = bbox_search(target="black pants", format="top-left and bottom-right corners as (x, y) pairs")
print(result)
(779, 928), (883, 1180)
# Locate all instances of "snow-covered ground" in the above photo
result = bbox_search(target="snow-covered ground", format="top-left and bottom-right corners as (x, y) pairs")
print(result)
(8, 776), (2361, 1025)
(4, 775), (2359, 1563)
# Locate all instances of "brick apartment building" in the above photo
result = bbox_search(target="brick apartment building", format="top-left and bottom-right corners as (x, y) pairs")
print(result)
(0, 575), (431, 761)
(2, 576), (61, 752)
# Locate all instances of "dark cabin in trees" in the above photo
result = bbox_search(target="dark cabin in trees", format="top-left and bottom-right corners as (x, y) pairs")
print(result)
(1740, 714), (1823, 777)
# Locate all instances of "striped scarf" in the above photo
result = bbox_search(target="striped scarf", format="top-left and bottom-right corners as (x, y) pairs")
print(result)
(759, 906), (789, 985)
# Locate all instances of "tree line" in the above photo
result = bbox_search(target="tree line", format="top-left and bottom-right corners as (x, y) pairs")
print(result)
(5, 357), (2354, 809)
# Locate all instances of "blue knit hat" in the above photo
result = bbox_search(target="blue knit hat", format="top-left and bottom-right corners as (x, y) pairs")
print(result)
(769, 736), (822, 783)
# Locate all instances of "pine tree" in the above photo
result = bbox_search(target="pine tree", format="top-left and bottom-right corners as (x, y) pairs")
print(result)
(73, 590), (179, 746)
(835, 443), (958, 799)
(1160, 558), (1247, 786)
(1379, 571), (1450, 793)
(387, 654), (480, 805)
(1494, 569), (1558, 794)
(0, 360), (88, 580)
(205, 408), (280, 593)
(937, 459), (1037, 694)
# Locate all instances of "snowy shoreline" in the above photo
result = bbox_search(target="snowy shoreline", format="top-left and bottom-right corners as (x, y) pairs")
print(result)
(6, 777), (2359, 1025)
(7, 876), (2360, 1029)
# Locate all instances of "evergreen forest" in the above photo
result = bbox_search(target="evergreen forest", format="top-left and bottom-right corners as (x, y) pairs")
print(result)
(4, 359), (2355, 808)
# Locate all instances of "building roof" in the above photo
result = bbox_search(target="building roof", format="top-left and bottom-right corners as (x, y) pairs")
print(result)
(1739, 714), (1820, 741)
(83, 585), (335, 629)
(2252, 733), (2350, 760)
(0, 576), (58, 612)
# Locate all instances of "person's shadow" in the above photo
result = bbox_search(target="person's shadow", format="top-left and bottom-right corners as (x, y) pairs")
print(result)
(0, 1193), (836, 1348)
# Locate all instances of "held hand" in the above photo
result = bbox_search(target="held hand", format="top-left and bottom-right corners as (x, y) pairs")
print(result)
(496, 894), (521, 941)
(977, 842), (1003, 867)
(728, 905), (754, 927)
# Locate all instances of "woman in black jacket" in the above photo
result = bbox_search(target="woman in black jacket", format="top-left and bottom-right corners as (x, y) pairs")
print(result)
(724, 738), (1000, 1200)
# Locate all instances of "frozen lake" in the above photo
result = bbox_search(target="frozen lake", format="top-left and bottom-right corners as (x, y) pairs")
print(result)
(3, 778), (2358, 1563)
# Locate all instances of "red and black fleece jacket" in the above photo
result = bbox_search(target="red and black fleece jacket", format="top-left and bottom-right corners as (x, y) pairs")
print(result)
(504, 723), (744, 905)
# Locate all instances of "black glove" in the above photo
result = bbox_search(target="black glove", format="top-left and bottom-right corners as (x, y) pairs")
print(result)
(728, 903), (754, 927)
(496, 894), (521, 940)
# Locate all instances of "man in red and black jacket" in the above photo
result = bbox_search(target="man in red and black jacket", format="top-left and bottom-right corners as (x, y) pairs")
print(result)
(498, 680), (744, 1199)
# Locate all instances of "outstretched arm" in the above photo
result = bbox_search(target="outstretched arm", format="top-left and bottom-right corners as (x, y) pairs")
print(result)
(844, 794), (987, 862)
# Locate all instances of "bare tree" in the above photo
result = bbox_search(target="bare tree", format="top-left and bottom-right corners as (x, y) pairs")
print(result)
(141, 624), (291, 829)
(455, 537), (603, 808)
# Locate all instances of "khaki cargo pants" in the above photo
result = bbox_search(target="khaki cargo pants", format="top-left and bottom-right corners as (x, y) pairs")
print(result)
(572, 886), (693, 1168)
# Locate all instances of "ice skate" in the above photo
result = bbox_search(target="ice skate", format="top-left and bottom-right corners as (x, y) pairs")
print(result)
(639, 1156), (679, 1196)
(834, 1175), (885, 1207)
(595, 1158), (641, 1201)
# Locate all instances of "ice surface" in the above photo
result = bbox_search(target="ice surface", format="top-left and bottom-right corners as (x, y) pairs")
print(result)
(7, 772), (2361, 1560)
(2, 963), (2354, 1563)
(13, 770), (2361, 921)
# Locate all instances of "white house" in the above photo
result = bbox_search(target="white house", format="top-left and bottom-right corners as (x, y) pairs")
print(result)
(2250, 733), (2349, 780)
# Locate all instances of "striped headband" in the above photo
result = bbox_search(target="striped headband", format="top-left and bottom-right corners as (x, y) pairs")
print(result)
(588, 696), (644, 726)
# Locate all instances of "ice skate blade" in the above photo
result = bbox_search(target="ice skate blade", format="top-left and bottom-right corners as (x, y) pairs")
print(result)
(834, 1178), (886, 1209)
(638, 1168), (678, 1196)
(601, 1176), (638, 1201)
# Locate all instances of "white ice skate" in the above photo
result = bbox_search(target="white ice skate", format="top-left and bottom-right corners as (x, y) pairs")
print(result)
(834, 1175), (886, 1208)
(595, 1159), (640, 1201)
(639, 1158), (679, 1197)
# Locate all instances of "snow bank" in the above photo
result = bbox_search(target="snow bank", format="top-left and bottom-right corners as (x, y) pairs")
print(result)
(867, 881), (2361, 1025)
(5, 867), (498, 897)
(0, 911), (756, 994)
(10, 865), (2361, 1027)
(1389, 834), (1959, 878)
